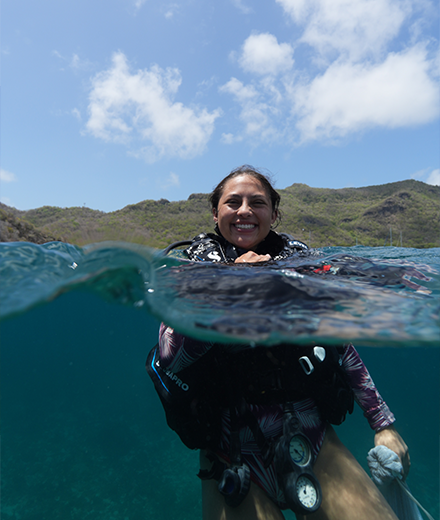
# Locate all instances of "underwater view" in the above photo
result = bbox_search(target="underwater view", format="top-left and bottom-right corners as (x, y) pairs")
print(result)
(1, 241), (439, 519)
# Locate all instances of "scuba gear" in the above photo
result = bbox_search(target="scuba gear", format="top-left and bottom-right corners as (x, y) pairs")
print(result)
(161, 240), (192, 256)
(217, 464), (251, 507)
(146, 343), (354, 450)
(217, 404), (251, 507)
(223, 344), (354, 425)
(181, 230), (309, 263)
(199, 399), (324, 514)
(146, 342), (353, 510)
(146, 345), (222, 450)
(198, 452), (251, 508)
(273, 403), (322, 514)
(148, 235), (401, 512)
(197, 399), (256, 508)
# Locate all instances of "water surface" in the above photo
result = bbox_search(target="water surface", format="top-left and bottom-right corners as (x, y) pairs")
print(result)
(1, 242), (438, 519)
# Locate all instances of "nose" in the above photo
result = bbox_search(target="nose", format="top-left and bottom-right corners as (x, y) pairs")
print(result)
(237, 200), (252, 217)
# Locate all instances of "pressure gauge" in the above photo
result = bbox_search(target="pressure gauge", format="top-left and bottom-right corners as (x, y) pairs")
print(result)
(296, 475), (319, 510)
(273, 406), (322, 515)
(289, 434), (311, 467)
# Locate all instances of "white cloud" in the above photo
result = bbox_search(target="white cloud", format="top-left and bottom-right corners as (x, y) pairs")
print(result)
(163, 4), (179, 18)
(220, 77), (258, 101)
(160, 172), (180, 189)
(0, 169), (17, 182)
(276, 0), (411, 62)
(134, 0), (147, 10)
(292, 44), (439, 141)
(231, 0), (253, 15)
(411, 168), (430, 180)
(53, 50), (91, 72)
(221, 132), (243, 144)
(411, 168), (440, 185)
(221, 0), (439, 146)
(426, 168), (440, 186)
(85, 52), (221, 162)
(71, 108), (81, 120)
(70, 53), (81, 70)
(238, 33), (294, 76)
(219, 78), (280, 140)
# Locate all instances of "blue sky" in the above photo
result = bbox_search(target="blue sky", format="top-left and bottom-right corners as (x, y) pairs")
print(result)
(1, 0), (439, 212)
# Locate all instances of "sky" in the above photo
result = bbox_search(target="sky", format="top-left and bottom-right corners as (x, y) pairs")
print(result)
(1, 0), (439, 212)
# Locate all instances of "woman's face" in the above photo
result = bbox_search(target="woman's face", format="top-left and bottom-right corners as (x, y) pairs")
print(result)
(213, 174), (277, 251)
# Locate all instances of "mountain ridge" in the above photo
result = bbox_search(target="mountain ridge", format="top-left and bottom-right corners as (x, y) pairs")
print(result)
(1, 179), (438, 248)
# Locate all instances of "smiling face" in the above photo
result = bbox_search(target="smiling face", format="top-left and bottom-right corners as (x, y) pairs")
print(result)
(213, 174), (277, 251)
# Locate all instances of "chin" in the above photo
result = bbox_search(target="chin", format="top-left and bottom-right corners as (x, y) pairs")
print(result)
(236, 240), (258, 250)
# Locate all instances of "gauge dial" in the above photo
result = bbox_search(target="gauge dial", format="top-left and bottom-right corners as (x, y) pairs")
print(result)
(296, 475), (318, 509)
(289, 435), (311, 467)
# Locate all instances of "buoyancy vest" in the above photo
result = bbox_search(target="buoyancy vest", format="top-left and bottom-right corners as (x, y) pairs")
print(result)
(146, 343), (354, 451)
(184, 229), (309, 263)
(149, 234), (353, 452)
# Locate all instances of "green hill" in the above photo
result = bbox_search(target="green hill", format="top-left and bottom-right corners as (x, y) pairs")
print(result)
(0, 206), (61, 244)
(1, 180), (439, 248)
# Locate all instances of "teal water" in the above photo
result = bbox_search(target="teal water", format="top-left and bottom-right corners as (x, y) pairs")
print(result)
(1, 242), (439, 519)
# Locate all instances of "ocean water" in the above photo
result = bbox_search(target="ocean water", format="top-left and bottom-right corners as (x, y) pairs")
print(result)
(1, 241), (439, 519)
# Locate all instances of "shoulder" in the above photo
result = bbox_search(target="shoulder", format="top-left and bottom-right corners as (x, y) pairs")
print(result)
(260, 231), (309, 260)
(279, 233), (309, 253)
(184, 233), (227, 262)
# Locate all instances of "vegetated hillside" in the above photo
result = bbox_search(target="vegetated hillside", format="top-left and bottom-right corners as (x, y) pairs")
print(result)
(2, 180), (439, 248)
(278, 180), (439, 248)
(0, 205), (62, 244)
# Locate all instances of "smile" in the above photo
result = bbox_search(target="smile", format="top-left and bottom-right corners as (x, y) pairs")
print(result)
(234, 224), (257, 230)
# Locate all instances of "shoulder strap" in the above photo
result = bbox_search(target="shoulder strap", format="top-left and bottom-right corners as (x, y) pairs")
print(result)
(184, 233), (230, 262)
(162, 240), (193, 256)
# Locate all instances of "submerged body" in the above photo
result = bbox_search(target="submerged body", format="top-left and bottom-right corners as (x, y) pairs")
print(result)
(159, 326), (394, 509)
(152, 166), (410, 520)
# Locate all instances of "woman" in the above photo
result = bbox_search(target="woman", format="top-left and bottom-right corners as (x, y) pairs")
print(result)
(155, 165), (410, 520)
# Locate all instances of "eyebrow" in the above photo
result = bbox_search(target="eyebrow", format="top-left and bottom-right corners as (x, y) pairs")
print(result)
(226, 193), (268, 199)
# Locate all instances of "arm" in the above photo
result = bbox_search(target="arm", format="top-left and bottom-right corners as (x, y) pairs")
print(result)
(374, 425), (410, 479)
(235, 251), (271, 263)
(158, 322), (214, 372)
(341, 345), (410, 478)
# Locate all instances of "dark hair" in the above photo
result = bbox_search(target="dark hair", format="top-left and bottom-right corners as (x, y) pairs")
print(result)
(209, 165), (281, 225)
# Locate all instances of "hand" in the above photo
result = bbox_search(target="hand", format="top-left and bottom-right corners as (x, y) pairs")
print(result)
(374, 425), (410, 479)
(235, 251), (272, 263)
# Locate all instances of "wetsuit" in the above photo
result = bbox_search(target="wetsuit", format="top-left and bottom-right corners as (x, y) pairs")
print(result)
(158, 231), (395, 508)
(184, 229), (309, 263)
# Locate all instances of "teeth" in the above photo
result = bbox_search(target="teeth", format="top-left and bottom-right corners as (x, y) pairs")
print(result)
(235, 224), (256, 229)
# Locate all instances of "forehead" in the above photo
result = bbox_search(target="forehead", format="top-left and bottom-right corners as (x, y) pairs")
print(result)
(220, 175), (269, 199)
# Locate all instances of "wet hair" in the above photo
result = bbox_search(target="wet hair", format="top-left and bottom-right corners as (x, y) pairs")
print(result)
(209, 165), (281, 225)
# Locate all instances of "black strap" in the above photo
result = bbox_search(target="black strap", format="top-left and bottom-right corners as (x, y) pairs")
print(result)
(229, 405), (242, 466)
(162, 240), (193, 256)
(238, 398), (274, 467)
